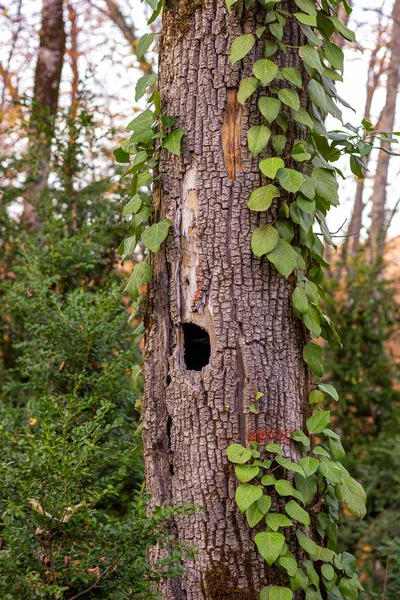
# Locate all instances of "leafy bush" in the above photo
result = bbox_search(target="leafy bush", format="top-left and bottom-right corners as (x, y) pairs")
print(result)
(325, 263), (400, 598)
(0, 93), (190, 597)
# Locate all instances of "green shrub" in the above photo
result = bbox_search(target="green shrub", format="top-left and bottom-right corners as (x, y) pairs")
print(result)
(325, 263), (400, 598)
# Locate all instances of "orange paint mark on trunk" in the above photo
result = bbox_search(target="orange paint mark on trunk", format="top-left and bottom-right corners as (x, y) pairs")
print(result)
(247, 428), (292, 445)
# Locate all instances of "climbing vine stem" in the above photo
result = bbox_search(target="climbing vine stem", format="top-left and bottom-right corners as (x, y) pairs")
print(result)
(114, 0), (399, 598)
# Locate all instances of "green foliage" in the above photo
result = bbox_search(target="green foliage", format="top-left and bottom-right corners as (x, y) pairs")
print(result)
(324, 265), (400, 598)
(220, 0), (395, 596)
(0, 91), (190, 597)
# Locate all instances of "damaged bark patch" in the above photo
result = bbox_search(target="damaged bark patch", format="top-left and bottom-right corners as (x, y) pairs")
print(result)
(221, 88), (243, 181)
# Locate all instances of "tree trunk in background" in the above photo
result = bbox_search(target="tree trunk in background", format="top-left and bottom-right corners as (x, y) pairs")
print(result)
(334, 0), (351, 49)
(143, 1), (310, 598)
(87, 0), (153, 75)
(22, 0), (66, 230)
(341, 21), (386, 267)
(367, 0), (400, 266)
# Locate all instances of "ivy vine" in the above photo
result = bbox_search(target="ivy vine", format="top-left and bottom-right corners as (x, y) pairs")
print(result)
(114, 0), (399, 599)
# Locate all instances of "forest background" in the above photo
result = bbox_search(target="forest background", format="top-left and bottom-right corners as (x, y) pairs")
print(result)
(0, 0), (400, 598)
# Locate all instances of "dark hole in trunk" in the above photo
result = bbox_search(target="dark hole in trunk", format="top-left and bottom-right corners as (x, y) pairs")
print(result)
(183, 323), (210, 371)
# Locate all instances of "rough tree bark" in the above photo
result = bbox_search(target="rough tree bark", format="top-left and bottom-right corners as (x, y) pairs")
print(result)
(22, 0), (66, 230)
(143, 1), (311, 599)
(367, 0), (400, 266)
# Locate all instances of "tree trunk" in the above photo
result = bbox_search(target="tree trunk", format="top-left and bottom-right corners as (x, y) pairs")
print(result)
(143, 1), (310, 598)
(333, 0), (351, 49)
(367, 0), (400, 266)
(22, 0), (66, 230)
(340, 21), (386, 269)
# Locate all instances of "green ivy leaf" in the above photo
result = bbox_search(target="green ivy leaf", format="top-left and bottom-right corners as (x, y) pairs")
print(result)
(291, 429), (310, 447)
(329, 438), (346, 461)
(275, 455), (306, 476)
(275, 479), (304, 503)
(259, 157), (285, 179)
(226, 444), (251, 464)
(295, 473), (317, 505)
(253, 59), (279, 85)
(295, 12), (317, 26)
(122, 194), (142, 216)
(311, 168), (339, 204)
(235, 464), (259, 483)
(141, 219), (172, 254)
(265, 513), (293, 531)
(135, 73), (158, 101)
(259, 97), (281, 123)
(275, 220), (294, 243)
(313, 445), (330, 458)
(290, 567), (309, 592)
(300, 174), (315, 199)
(163, 128), (184, 156)
(125, 261), (153, 301)
(265, 443), (283, 454)
(297, 194), (315, 213)
(269, 23), (283, 41)
(281, 67), (302, 88)
(238, 77), (259, 104)
(285, 500), (310, 527)
(229, 34), (256, 64)
(114, 147), (130, 163)
(307, 79), (329, 112)
(277, 168), (304, 192)
(338, 577), (360, 600)
(329, 16), (356, 42)
(251, 225), (279, 258)
(248, 185), (280, 211)
(337, 475), (367, 519)
(261, 474), (276, 486)
(292, 107), (314, 129)
(279, 553), (298, 577)
(321, 564), (335, 581)
(299, 45), (324, 74)
(269, 587), (293, 600)
(303, 342), (324, 377)
(255, 531), (286, 565)
(298, 457), (319, 477)
(137, 33), (154, 60)
(265, 40), (278, 57)
(247, 125), (271, 157)
(118, 235), (137, 264)
(246, 502), (265, 527)
(292, 286), (308, 314)
(319, 461), (343, 484)
(271, 134), (287, 153)
(294, 0), (316, 15)
(306, 411), (330, 434)
(235, 484), (263, 512)
(258, 494), (272, 514)
(278, 88), (300, 111)
(318, 383), (339, 401)
(296, 530), (319, 560)
(267, 239), (298, 279)
(324, 42), (344, 72)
